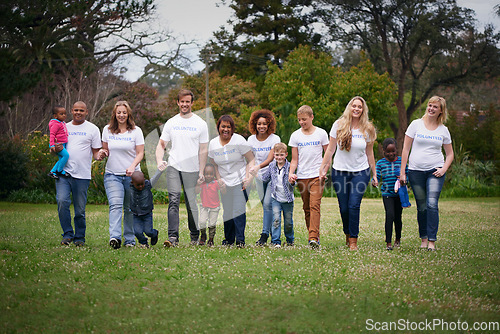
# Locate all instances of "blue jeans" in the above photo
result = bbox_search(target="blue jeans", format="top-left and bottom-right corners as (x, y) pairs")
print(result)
(332, 168), (370, 238)
(50, 143), (69, 174)
(408, 169), (445, 241)
(166, 166), (199, 243)
(133, 213), (158, 245)
(255, 178), (273, 237)
(221, 183), (249, 245)
(271, 198), (294, 245)
(104, 173), (135, 245)
(55, 176), (90, 243)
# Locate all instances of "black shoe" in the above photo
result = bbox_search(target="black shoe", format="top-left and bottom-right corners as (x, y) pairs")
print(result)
(74, 241), (85, 247)
(60, 237), (72, 245)
(58, 171), (70, 178)
(151, 230), (158, 246)
(255, 233), (268, 246)
(110, 238), (121, 249)
(48, 172), (59, 179)
(236, 241), (245, 248)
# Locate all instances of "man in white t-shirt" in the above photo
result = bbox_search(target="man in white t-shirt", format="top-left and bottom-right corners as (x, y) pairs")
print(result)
(51, 101), (102, 246)
(156, 89), (209, 246)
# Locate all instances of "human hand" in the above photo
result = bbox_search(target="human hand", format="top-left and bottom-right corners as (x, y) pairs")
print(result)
(371, 178), (378, 187)
(158, 161), (168, 172)
(98, 148), (108, 160)
(126, 166), (135, 177)
(53, 143), (63, 153)
(249, 164), (259, 176)
(399, 173), (407, 185)
(288, 174), (297, 184)
(433, 167), (446, 178)
(217, 178), (226, 192)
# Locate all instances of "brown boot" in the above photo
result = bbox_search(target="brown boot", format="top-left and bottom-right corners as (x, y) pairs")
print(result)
(345, 234), (350, 246)
(349, 237), (358, 251)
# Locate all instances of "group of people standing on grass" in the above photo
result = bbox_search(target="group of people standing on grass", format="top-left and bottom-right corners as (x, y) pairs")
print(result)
(49, 90), (453, 251)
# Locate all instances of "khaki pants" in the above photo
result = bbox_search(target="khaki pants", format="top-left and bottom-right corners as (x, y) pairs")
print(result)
(296, 177), (324, 242)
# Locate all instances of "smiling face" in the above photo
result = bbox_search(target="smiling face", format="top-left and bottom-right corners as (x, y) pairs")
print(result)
(71, 102), (88, 125)
(177, 94), (193, 116)
(297, 112), (313, 131)
(274, 150), (288, 166)
(256, 117), (268, 135)
(426, 101), (442, 119)
(115, 105), (129, 125)
(218, 121), (233, 141)
(383, 143), (397, 162)
(351, 99), (363, 119)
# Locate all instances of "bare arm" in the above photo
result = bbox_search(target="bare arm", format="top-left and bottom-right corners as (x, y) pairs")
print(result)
(400, 135), (413, 184)
(319, 137), (337, 180)
(126, 144), (144, 176)
(366, 141), (378, 186)
(434, 143), (454, 178)
(198, 142), (208, 181)
(242, 150), (255, 190)
(155, 139), (168, 166)
(288, 146), (298, 184)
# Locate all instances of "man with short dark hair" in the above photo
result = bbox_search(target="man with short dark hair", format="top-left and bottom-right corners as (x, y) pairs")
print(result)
(156, 89), (209, 246)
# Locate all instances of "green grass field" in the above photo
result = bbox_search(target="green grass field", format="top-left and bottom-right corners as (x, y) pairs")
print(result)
(0, 198), (499, 333)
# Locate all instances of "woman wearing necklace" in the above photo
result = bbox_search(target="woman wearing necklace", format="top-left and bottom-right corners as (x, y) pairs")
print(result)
(320, 96), (377, 250)
(400, 96), (453, 251)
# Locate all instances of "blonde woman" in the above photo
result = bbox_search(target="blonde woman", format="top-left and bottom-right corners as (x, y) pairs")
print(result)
(320, 96), (377, 250)
(100, 101), (145, 249)
(400, 96), (453, 251)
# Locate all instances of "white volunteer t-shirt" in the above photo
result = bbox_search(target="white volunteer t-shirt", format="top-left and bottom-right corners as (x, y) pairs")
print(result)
(330, 120), (372, 172)
(208, 134), (252, 187)
(406, 118), (452, 171)
(160, 113), (209, 172)
(247, 133), (281, 180)
(63, 121), (101, 180)
(102, 125), (145, 175)
(288, 127), (328, 179)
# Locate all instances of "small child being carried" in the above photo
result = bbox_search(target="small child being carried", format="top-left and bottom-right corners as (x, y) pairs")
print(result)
(261, 143), (295, 248)
(48, 105), (69, 179)
(196, 163), (222, 246)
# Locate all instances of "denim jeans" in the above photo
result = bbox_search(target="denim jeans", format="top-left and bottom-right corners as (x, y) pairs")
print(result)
(332, 168), (370, 238)
(104, 173), (135, 246)
(133, 213), (158, 245)
(408, 169), (446, 241)
(382, 196), (403, 243)
(255, 178), (273, 237)
(271, 198), (294, 245)
(166, 166), (199, 243)
(221, 183), (249, 245)
(55, 176), (90, 243)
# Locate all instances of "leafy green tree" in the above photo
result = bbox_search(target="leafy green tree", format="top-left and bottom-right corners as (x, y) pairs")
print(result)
(265, 45), (397, 137)
(202, 0), (324, 89)
(166, 72), (260, 136)
(317, 0), (500, 149)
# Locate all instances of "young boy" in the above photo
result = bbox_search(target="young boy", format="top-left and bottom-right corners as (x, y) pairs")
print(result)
(261, 143), (295, 248)
(130, 171), (159, 248)
(195, 163), (221, 246)
(288, 105), (329, 248)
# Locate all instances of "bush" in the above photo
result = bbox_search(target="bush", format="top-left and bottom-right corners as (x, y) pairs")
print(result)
(0, 135), (28, 198)
(7, 188), (55, 204)
(23, 132), (57, 195)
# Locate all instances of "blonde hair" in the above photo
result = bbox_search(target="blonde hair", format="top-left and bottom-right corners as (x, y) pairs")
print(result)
(297, 105), (313, 116)
(109, 101), (135, 134)
(424, 96), (448, 124)
(273, 142), (287, 153)
(336, 96), (376, 151)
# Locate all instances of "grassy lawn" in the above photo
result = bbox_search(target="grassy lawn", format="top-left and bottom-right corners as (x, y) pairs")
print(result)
(0, 197), (499, 333)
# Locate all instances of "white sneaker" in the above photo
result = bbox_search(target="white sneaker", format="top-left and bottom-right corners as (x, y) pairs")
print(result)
(274, 243), (281, 248)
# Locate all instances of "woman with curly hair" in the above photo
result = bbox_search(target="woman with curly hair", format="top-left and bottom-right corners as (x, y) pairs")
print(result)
(320, 96), (377, 250)
(247, 109), (281, 245)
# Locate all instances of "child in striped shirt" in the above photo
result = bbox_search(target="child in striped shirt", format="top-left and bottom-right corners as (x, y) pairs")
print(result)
(375, 138), (408, 250)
